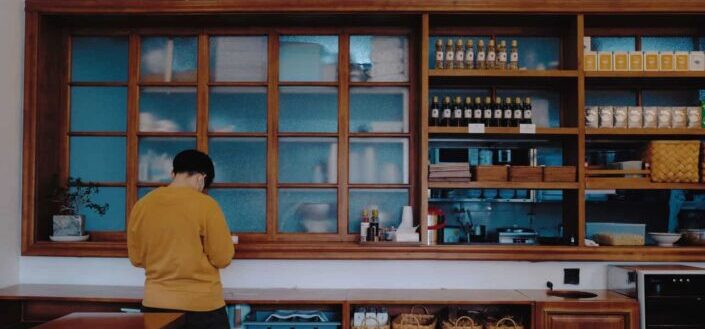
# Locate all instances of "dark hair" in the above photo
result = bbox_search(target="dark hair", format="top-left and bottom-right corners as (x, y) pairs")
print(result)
(172, 149), (215, 188)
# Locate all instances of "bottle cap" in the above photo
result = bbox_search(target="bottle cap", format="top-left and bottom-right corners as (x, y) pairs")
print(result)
(478, 39), (485, 46)
(465, 96), (472, 103)
(446, 39), (453, 46)
(495, 96), (502, 103)
(433, 95), (439, 102)
(436, 39), (443, 46)
(489, 39), (495, 46)
(511, 40), (518, 47)
(466, 39), (474, 46)
(505, 97), (512, 103)
(456, 39), (463, 46)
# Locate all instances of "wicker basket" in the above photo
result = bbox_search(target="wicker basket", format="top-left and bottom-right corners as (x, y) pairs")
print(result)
(486, 317), (524, 329)
(647, 140), (700, 183)
(441, 316), (482, 329)
(353, 316), (391, 329)
(392, 306), (436, 329)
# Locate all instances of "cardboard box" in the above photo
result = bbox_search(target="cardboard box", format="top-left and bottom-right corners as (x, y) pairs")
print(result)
(613, 52), (629, 71)
(659, 51), (675, 71)
(584, 51), (597, 71)
(629, 52), (643, 71)
(598, 51), (613, 71)
(675, 51), (689, 71)
(690, 51), (705, 71)
(644, 52), (659, 71)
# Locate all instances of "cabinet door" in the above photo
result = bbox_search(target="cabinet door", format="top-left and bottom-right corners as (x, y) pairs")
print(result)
(545, 313), (627, 329)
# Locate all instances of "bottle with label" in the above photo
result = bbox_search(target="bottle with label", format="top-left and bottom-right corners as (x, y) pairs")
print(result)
(454, 39), (465, 69)
(503, 97), (513, 127)
(430, 96), (440, 126)
(483, 96), (493, 126)
(434, 39), (444, 69)
(464, 39), (475, 69)
(445, 39), (455, 69)
(498, 40), (508, 70)
(486, 39), (496, 69)
(473, 96), (483, 124)
(493, 96), (503, 127)
(476, 40), (486, 69)
(463, 96), (473, 126)
(513, 97), (523, 126)
(523, 97), (533, 124)
(360, 209), (370, 242)
(368, 209), (380, 242)
(441, 96), (452, 126)
(509, 40), (519, 70)
(701, 100), (705, 128)
(453, 96), (464, 127)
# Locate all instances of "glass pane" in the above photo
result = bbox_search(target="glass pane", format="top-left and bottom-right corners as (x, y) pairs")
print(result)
(590, 37), (636, 52)
(642, 37), (695, 52)
(642, 89), (700, 106)
(279, 35), (338, 82)
(278, 137), (337, 184)
(210, 188), (266, 233)
(209, 87), (267, 133)
(350, 35), (408, 82)
(350, 87), (409, 133)
(278, 188), (337, 233)
(70, 137), (126, 182)
(209, 138), (266, 183)
(74, 187), (125, 232)
(141, 37), (198, 82)
(279, 86), (338, 133)
(586, 90), (638, 106)
(138, 138), (197, 182)
(348, 189), (409, 233)
(138, 187), (155, 199)
(210, 36), (268, 82)
(140, 87), (197, 132)
(70, 87), (127, 132)
(72, 37), (128, 82)
(496, 89), (561, 128)
(349, 138), (409, 184)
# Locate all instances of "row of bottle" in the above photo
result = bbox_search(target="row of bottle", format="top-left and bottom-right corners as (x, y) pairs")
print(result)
(435, 38), (519, 70)
(430, 96), (533, 127)
(360, 208), (382, 242)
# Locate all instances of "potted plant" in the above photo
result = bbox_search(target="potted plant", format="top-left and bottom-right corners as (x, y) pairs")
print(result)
(50, 177), (109, 240)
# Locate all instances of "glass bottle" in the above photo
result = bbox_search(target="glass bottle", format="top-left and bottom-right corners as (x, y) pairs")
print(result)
(509, 40), (519, 70)
(441, 96), (452, 126)
(445, 39), (455, 69)
(434, 39), (445, 69)
(498, 40), (508, 70)
(486, 38), (496, 69)
(464, 39), (475, 70)
(473, 96), (483, 124)
(513, 97), (523, 126)
(503, 97), (513, 127)
(430, 96), (440, 126)
(463, 96), (473, 126)
(483, 96), (493, 126)
(476, 40), (486, 69)
(453, 96), (464, 127)
(523, 97), (533, 124)
(454, 39), (465, 69)
(493, 96), (503, 127)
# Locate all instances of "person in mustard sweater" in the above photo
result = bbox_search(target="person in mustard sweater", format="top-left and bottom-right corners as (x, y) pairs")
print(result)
(128, 149), (234, 329)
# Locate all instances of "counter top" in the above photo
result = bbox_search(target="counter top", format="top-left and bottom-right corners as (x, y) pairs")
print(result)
(32, 313), (183, 329)
(0, 284), (637, 304)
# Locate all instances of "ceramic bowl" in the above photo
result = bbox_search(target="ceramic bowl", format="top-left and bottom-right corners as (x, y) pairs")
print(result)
(648, 232), (682, 247)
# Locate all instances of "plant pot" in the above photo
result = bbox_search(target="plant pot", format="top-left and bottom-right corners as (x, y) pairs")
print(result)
(52, 215), (85, 237)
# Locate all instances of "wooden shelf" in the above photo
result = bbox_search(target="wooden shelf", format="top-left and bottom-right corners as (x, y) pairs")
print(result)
(585, 71), (705, 78)
(586, 128), (705, 136)
(429, 126), (578, 135)
(429, 69), (578, 78)
(429, 181), (579, 189)
(586, 180), (705, 190)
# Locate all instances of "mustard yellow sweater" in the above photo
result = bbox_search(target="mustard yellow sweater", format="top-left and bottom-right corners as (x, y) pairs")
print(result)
(128, 186), (234, 312)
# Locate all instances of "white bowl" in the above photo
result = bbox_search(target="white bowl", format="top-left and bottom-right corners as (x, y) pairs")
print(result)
(648, 232), (682, 247)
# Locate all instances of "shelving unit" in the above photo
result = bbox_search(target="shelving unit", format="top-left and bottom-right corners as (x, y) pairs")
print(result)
(429, 127), (578, 135)
(428, 182), (579, 189)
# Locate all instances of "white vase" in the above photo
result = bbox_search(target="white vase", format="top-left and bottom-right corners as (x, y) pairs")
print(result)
(52, 215), (85, 237)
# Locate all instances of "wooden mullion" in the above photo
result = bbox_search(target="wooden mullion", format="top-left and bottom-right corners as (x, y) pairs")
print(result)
(419, 14), (430, 245)
(62, 32), (72, 186)
(125, 33), (140, 226)
(197, 32), (209, 152)
(338, 32), (350, 238)
(576, 14), (586, 247)
(267, 31), (279, 240)
(407, 23), (418, 226)
(139, 81), (198, 87)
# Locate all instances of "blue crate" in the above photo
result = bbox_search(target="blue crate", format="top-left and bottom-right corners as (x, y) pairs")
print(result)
(243, 310), (341, 329)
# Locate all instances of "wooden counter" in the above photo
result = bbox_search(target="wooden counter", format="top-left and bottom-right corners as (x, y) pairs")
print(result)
(32, 313), (183, 329)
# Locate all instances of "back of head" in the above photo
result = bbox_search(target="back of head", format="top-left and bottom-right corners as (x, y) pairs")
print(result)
(173, 149), (215, 188)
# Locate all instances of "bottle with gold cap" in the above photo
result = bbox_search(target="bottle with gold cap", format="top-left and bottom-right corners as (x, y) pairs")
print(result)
(434, 39), (445, 69)
(430, 96), (440, 126)
(498, 40), (508, 70)
(441, 96), (452, 126)
(473, 96), (483, 124)
(523, 97), (533, 124)
(464, 39), (475, 69)
(509, 40), (519, 70)
(483, 96), (493, 126)
(463, 96), (473, 126)
(454, 39), (465, 69)
(513, 97), (523, 126)
(445, 39), (455, 69)
(476, 40), (486, 69)
(486, 38), (496, 69)
(453, 96), (464, 127)
(503, 97), (513, 127)
(493, 96), (503, 127)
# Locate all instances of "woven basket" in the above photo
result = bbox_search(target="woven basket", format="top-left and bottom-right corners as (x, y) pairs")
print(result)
(353, 316), (391, 329)
(392, 306), (436, 329)
(648, 140), (700, 183)
(441, 316), (482, 329)
(486, 317), (523, 329)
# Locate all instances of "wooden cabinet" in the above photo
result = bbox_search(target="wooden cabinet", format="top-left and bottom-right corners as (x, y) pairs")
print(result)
(536, 302), (639, 329)
(544, 313), (627, 329)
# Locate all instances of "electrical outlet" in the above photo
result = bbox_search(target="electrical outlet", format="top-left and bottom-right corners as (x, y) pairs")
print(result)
(564, 268), (580, 285)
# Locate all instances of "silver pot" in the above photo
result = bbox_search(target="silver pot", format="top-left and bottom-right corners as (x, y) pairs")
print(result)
(679, 229), (705, 246)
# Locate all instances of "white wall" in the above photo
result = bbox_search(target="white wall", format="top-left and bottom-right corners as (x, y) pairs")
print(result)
(7, 1), (705, 291)
(0, 0), (24, 288)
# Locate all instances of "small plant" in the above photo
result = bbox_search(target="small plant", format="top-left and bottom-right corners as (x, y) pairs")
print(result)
(52, 177), (109, 216)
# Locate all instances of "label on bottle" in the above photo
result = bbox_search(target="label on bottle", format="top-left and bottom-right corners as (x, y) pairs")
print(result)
(474, 109), (483, 119)
(524, 109), (532, 119)
(468, 123), (485, 133)
(499, 52), (508, 62)
(514, 109), (523, 119)
(466, 51), (474, 62)
(445, 50), (455, 62)
(435, 51), (444, 61)
(511, 52), (519, 62)
(442, 109), (452, 118)
(455, 50), (465, 62)
(487, 52), (496, 62)
(494, 109), (503, 118)
(504, 109), (513, 119)
(477, 52), (486, 61)
(519, 124), (536, 134)
(464, 109), (473, 119)
(431, 109), (440, 118)
(484, 109), (493, 119)
(454, 109), (463, 119)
